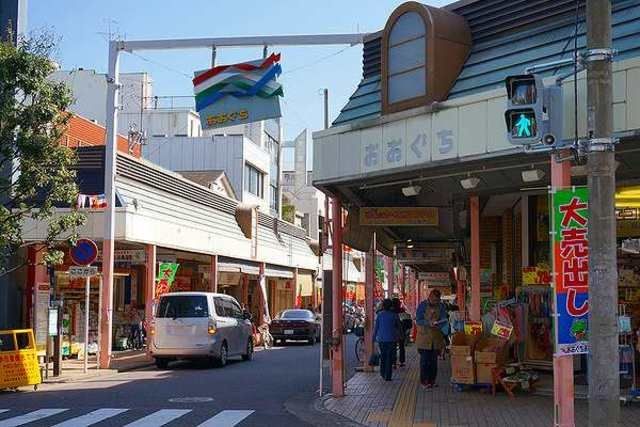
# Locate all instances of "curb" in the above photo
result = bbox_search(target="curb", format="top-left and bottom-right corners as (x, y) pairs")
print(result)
(284, 391), (363, 427)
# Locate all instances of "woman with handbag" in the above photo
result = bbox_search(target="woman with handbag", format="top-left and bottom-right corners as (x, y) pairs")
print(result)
(415, 289), (449, 389)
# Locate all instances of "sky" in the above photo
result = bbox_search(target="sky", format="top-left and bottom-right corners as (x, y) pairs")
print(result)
(28, 0), (452, 168)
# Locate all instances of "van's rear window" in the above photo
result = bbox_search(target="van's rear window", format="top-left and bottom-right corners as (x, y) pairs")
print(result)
(157, 296), (209, 318)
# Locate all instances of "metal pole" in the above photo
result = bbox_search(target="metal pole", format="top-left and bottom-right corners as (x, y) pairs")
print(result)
(100, 40), (121, 369)
(211, 45), (216, 67)
(331, 198), (344, 397)
(323, 89), (329, 130)
(470, 195), (481, 322)
(586, 1), (618, 425)
(84, 275), (90, 374)
(364, 234), (376, 370)
(319, 256), (324, 397)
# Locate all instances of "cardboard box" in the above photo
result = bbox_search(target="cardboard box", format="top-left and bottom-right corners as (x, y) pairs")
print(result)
(474, 337), (508, 364)
(451, 354), (476, 384)
(450, 332), (480, 357)
(476, 363), (498, 384)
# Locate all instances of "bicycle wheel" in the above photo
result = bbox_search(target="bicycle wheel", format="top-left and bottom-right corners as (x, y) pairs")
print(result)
(264, 332), (273, 349)
(355, 337), (365, 362)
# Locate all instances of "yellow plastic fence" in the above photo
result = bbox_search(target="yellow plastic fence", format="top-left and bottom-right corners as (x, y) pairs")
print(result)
(0, 329), (41, 390)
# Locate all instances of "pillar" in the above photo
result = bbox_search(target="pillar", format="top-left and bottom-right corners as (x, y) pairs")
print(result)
(399, 265), (405, 300)
(144, 244), (156, 357)
(99, 239), (114, 369)
(552, 153), (575, 427)
(293, 268), (299, 308)
(363, 236), (376, 370)
(385, 257), (394, 297)
(331, 198), (344, 397)
(470, 195), (481, 322)
(210, 255), (218, 293)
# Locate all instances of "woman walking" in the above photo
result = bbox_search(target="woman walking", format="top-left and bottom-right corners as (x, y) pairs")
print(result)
(415, 289), (449, 388)
(373, 298), (401, 381)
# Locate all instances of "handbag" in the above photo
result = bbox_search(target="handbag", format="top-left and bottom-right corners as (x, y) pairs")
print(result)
(368, 343), (380, 366)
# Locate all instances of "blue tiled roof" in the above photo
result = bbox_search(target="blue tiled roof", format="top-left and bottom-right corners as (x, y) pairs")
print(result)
(332, 0), (640, 127)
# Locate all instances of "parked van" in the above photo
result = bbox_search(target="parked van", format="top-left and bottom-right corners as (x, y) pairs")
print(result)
(150, 292), (253, 369)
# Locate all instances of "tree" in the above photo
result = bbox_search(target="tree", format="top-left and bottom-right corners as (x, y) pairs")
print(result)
(0, 32), (84, 275)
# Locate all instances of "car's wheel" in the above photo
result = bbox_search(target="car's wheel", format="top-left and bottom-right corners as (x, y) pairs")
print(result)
(155, 358), (169, 369)
(242, 338), (254, 361)
(215, 342), (228, 368)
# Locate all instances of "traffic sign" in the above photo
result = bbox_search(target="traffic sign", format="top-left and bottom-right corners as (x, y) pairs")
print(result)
(68, 266), (98, 278)
(70, 239), (98, 266)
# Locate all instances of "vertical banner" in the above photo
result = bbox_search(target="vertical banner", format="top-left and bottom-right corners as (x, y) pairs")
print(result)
(155, 263), (180, 300)
(552, 187), (590, 355)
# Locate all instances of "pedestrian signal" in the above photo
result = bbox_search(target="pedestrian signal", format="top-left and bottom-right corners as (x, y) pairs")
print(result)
(504, 75), (544, 145)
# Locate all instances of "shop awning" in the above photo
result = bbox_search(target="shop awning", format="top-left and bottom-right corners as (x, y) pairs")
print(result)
(264, 264), (294, 279)
(218, 257), (261, 275)
(298, 272), (314, 297)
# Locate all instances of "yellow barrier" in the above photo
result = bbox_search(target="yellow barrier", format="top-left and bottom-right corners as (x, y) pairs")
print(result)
(0, 329), (42, 391)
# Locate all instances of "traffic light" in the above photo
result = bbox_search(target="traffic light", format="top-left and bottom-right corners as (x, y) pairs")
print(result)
(504, 74), (544, 145)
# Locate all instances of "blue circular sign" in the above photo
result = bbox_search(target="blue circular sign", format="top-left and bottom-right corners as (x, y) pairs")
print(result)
(70, 239), (98, 266)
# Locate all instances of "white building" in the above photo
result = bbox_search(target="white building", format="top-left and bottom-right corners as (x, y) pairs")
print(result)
(49, 69), (203, 138)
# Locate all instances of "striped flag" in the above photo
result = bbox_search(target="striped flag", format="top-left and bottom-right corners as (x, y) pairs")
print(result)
(193, 53), (283, 112)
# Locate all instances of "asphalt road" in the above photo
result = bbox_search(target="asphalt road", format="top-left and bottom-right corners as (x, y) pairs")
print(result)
(0, 335), (359, 427)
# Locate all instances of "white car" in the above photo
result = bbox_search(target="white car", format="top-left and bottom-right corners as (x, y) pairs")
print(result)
(150, 292), (253, 369)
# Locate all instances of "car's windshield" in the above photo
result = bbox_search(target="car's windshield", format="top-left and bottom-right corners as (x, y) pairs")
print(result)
(280, 310), (313, 319)
(157, 295), (209, 318)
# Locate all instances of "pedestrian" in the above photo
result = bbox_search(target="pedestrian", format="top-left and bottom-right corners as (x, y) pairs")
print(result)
(415, 289), (449, 388)
(392, 298), (412, 368)
(373, 298), (401, 381)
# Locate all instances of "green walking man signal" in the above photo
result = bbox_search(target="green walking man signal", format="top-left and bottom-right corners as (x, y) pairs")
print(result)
(516, 113), (532, 137)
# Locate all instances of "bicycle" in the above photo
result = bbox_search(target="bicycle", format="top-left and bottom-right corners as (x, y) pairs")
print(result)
(354, 326), (366, 362)
(257, 324), (273, 349)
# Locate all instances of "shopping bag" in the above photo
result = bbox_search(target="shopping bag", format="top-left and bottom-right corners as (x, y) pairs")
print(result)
(368, 343), (380, 366)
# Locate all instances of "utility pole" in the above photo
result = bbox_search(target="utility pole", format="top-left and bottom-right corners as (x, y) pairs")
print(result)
(586, 1), (618, 425)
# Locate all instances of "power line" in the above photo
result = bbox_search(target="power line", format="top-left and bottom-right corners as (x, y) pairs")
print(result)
(129, 51), (193, 80)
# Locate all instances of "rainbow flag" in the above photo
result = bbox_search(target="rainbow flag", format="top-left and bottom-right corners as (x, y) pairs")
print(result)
(193, 53), (283, 112)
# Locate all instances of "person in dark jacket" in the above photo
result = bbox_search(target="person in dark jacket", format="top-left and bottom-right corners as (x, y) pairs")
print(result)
(373, 298), (401, 381)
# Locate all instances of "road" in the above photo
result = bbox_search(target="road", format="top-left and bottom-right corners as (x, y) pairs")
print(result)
(0, 335), (358, 427)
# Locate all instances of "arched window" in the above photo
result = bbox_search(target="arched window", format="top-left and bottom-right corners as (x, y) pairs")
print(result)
(387, 11), (427, 104)
(381, 3), (472, 115)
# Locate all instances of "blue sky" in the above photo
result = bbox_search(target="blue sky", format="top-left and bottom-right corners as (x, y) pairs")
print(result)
(29, 0), (451, 166)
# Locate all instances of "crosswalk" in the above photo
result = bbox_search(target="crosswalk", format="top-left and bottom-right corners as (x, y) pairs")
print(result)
(0, 408), (254, 427)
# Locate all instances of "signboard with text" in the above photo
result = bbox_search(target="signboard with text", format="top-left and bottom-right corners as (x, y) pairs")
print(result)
(552, 187), (589, 356)
(155, 263), (180, 299)
(193, 53), (283, 130)
(360, 207), (438, 226)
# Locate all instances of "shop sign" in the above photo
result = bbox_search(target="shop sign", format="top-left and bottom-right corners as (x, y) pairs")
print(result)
(396, 245), (455, 264)
(522, 265), (551, 285)
(48, 308), (59, 336)
(417, 272), (450, 287)
(97, 250), (146, 265)
(552, 187), (590, 356)
(193, 53), (283, 130)
(34, 283), (50, 353)
(155, 263), (180, 299)
(360, 207), (438, 226)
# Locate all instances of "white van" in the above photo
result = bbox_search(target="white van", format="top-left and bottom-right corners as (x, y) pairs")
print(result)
(150, 292), (253, 369)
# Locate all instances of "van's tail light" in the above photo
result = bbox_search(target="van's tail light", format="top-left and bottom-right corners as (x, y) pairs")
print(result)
(208, 319), (217, 335)
(149, 320), (155, 336)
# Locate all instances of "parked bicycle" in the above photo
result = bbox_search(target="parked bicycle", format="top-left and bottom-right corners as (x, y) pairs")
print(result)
(354, 326), (366, 362)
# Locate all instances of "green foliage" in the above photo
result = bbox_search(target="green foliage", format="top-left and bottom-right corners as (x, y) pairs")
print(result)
(282, 204), (296, 224)
(0, 32), (85, 275)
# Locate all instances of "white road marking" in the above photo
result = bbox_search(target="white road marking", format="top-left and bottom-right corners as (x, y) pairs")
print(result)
(52, 408), (128, 427)
(0, 409), (68, 427)
(197, 410), (254, 427)
(124, 409), (191, 427)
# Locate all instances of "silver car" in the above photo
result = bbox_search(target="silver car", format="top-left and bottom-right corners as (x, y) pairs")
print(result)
(150, 292), (253, 369)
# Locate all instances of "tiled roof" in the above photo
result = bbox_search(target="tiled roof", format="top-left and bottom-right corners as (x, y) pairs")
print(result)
(332, 0), (640, 127)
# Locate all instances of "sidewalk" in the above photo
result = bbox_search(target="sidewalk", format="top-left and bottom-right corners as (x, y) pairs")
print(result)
(323, 345), (640, 427)
(41, 350), (154, 384)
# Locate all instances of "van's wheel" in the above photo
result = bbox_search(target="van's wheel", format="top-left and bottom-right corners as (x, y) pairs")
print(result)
(155, 358), (169, 369)
(242, 339), (254, 361)
(215, 342), (228, 368)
